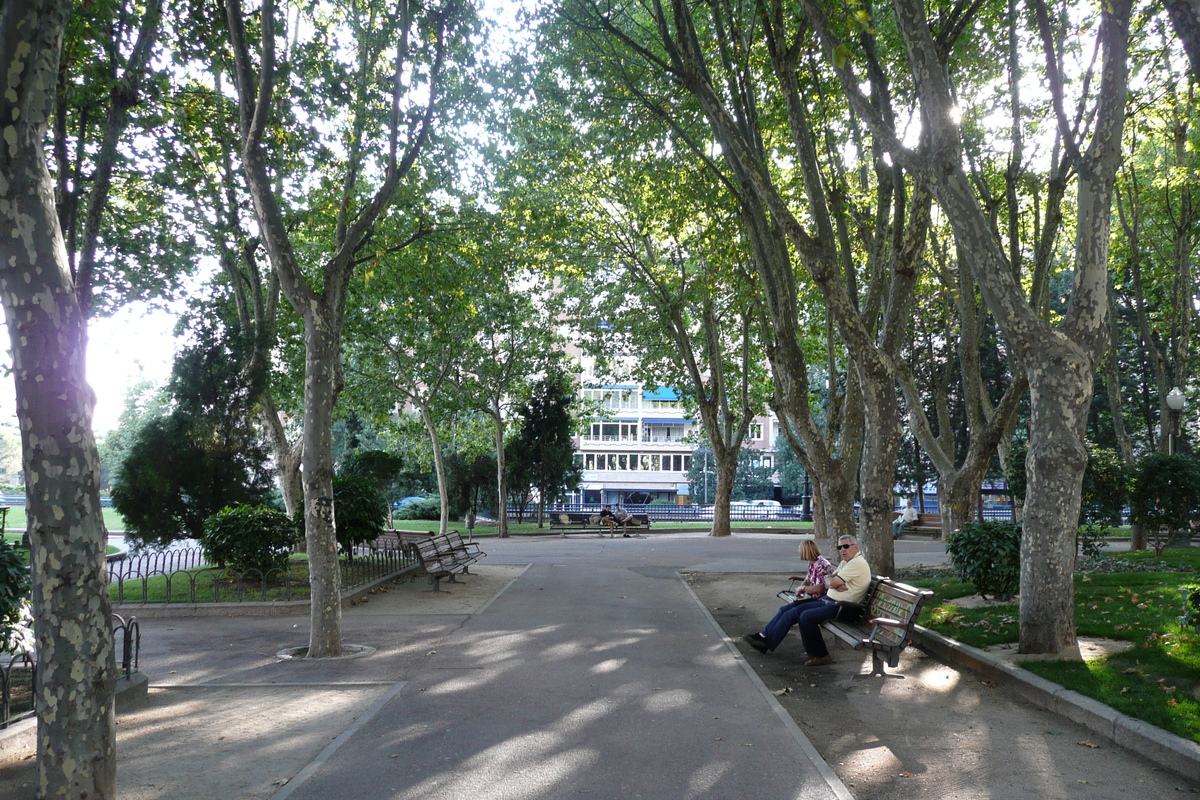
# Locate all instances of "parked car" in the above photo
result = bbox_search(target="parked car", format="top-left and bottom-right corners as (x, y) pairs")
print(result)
(392, 496), (426, 510)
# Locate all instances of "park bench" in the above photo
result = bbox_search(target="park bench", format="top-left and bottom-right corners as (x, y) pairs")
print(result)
(439, 531), (484, 571)
(549, 512), (652, 538)
(821, 576), (933, 677)
(412, 534), (477, 591)
(911, 513), (942, 537)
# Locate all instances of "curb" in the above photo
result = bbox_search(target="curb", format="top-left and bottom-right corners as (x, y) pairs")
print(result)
(911, 624), (1200, 780)
(0, 671), (150, 745)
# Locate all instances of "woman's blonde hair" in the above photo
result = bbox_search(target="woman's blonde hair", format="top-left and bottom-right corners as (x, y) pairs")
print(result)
(798, 539), (822, 561)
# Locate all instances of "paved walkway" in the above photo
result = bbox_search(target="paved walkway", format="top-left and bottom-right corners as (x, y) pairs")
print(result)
(0, 533), (1185, 800)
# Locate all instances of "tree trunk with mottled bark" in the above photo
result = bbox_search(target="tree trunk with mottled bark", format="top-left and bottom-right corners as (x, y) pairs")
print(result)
(418, 403), (451, 535)
(260, 395), (303, 519)
(709, 455), (738, 538)
(0, 1), (117, 794)
(300, 328), (343, 656)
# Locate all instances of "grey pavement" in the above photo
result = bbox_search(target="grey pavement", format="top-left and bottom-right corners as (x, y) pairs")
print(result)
(7, 532), (1184, 800)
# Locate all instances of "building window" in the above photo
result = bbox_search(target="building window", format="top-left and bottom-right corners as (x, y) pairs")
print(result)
(584, 388), (641, 412)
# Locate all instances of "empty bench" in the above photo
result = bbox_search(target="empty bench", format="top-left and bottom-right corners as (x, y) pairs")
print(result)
(412, 532), (486, 591)
(911, 513), (942, 537)
(822, 576), (933, 677)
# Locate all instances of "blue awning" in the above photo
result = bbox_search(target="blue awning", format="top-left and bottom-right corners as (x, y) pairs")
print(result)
(642, 387), (679, 401)
(641, 417), (687, 424)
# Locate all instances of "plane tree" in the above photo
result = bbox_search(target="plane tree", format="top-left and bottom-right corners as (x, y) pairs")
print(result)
(343, 214), (483, 535)
(219, 0), (478, 655)
(802, 0), (1134, 653)
(500, 94), (771, 536)
(552, 0), (932, 571)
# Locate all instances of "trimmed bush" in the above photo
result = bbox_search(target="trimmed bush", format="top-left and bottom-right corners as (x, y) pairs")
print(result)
(946, 521), (1022, 600)
(332, 475), (388, 552)
(201, 505), (299, 573)
(395, 496), (441, 521)
(0, 536), (32, 652)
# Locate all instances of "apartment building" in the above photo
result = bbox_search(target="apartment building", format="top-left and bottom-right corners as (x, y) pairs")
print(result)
(569, 384), (697, 505)
(568, 353), (779, 506)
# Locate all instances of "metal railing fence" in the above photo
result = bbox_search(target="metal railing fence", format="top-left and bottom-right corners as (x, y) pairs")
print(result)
(1, 613), (138, 729)
(108, 540), (417, 605)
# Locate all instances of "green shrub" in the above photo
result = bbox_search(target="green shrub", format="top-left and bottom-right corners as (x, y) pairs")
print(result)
(332, 475), (388, 552)
(0, 536), (32, 652)
(200, 505), (299, 573)
(395, 496), (441, 521)
(946, 521), (1022, 600)
(1130, 452), (1200, 555)
(1182, 584), (1200, 631)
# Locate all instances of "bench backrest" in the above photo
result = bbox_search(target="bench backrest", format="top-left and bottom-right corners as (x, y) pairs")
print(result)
(863, 577), (934, 648)
(444, 531), (475, 553)
(414, 536), (448, 566)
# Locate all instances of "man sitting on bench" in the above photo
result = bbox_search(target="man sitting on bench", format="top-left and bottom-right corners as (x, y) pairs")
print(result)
(614, 503), (634, 537)
(598, 504), (617, 534)
(893, 499), (918, 539)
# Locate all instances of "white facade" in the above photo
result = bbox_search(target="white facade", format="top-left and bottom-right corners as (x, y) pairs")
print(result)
(571, 385), (696, 505)
(569, 352), (779, 505)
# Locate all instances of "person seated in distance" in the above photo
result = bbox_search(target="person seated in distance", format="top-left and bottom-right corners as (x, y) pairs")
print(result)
(597, 504), (616, 533)
(893, 499), (919, 539)
(613, 503), (634, 536)
(743, 534), (871, 666)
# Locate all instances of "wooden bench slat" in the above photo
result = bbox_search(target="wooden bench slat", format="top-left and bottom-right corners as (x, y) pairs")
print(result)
(412, 533), (485, 591)
(821, 575), (933, 676)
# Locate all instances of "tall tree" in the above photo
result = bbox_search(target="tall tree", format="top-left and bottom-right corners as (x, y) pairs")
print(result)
(344, 216), (480, 535)
(221, 0), (473, 655)
(558, 0), (931, 571)
(511, 370), (583, 525)
(0, 0), (116, 795)
(807, 0), (1133, 653)
(458, 273), (563, 537)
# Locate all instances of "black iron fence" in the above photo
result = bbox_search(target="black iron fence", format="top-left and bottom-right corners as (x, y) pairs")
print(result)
(531, 503), (805, 522)
(1, 613), (139, 730)
(524, 502), (1018, 523)
(108, 546), (209, 582)
(108, 540), (417, 605)
(0, 649), (34, 729)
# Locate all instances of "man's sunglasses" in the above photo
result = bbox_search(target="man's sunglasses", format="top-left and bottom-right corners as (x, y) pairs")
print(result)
(837, 544), (855, 550)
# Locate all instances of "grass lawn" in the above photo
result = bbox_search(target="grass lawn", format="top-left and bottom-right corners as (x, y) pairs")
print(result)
(111, 557), (313, 604)
(1, 506), (127, 533)
(908, 547), (1200, 745)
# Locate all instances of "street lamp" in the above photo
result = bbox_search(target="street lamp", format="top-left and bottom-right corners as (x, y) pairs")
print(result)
(1167, 387), (1186, 455)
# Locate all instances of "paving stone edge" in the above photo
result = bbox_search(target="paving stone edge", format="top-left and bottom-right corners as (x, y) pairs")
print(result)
(911, 624), (1200, 780)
